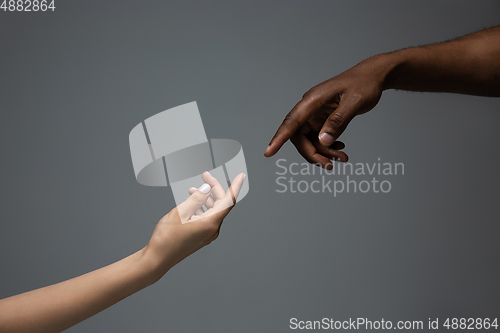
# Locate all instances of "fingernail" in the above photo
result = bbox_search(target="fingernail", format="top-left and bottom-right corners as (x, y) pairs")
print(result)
(264, 146), (270, 155)
(198, 183), (211, 194)
(243, 173), (246, 181)
(319, 132), (335, 146)
(205, 171), (211, 176)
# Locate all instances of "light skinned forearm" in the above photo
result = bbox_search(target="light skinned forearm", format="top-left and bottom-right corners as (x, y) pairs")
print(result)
(0, 171), (241, 333)
(375, 25), (500, 96)
(0, 247), (166, 333)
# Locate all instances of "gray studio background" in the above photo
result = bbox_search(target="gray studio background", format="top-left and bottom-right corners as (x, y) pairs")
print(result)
(1, 1), (499, 332)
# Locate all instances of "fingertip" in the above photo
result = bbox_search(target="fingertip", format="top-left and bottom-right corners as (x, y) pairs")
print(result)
(202, 171), (217, 185)
(332, 141), (346, 150)
(227, 172), (246, 202)
(231, 173), (246, 186)
(318, 132), (335, 146)
(335, 153), (349, 163)
(265, 135), (287, 157)
(264, 146), (275, 157)
(198, 183), (211, 194)
(235, 173), (246, 183)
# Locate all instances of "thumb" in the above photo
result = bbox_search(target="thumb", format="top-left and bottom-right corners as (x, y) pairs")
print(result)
(318, 102), (357, 146)
(177, 183), (211, 222)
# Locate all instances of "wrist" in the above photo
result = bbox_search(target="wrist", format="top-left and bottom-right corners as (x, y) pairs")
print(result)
(360, 49), (412, 90)
(362, 52), (406, 91)
(379, 46), (432, 91)
(137, 246), (174, 285)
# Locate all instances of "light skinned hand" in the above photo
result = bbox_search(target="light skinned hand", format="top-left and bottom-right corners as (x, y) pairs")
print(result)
(144, 171), (246, 277)
(0, 172), (245, 333)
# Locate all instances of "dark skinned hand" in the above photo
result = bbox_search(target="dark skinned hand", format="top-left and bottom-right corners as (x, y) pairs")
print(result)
(264, 55), (389, 169)
(264, 26), (500, 168)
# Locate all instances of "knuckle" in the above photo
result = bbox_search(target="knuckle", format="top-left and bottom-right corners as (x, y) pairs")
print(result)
(190, 194), (206, 206)
(282, 112), (294, 124)
(302, 88), (315, 100)
(349, 92), (364, 104)
(328, 113), (345, 128)
(302, 87), (322, 101)
(347, 91), (374, 111)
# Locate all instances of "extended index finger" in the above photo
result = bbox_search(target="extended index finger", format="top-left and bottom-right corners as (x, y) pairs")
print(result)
(264, 99), (318, 157)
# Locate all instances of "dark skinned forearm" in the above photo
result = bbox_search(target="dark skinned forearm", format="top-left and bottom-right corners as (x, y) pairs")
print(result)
(265, 25), (500, 165)
(381, 25), (500, 96)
